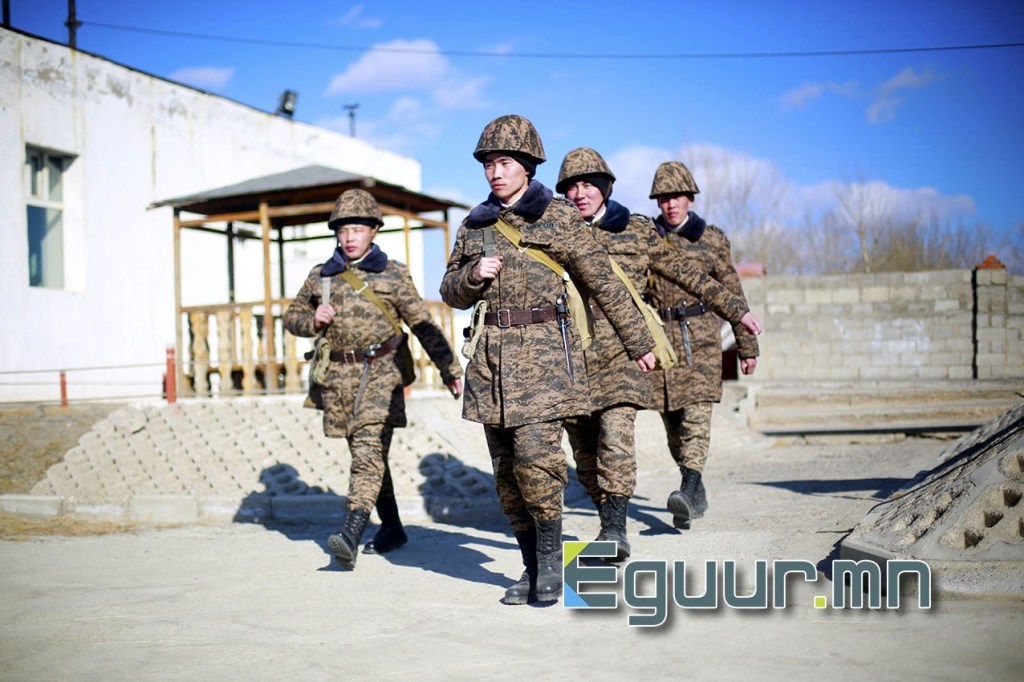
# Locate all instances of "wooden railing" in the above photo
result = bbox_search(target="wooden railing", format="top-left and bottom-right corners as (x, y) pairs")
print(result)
(178, 299), (458, 397)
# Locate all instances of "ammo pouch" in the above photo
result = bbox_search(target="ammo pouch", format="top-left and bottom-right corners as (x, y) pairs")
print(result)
(304, 277), (333, 410)
(306, 335), (331, 386)
(397, 334), (416, 387)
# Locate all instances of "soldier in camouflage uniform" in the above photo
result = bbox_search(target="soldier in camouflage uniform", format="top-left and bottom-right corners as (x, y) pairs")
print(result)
(440, 116), (655, 604)
(647, 161), (761, 530)
(284, 189), (463, 569)
(557, 148), (762, 560)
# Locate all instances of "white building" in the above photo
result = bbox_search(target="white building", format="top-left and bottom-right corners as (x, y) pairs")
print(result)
(0, 27), (442, 403)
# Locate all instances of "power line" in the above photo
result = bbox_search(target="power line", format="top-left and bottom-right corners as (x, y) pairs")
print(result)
(80, 20), (1024, 60)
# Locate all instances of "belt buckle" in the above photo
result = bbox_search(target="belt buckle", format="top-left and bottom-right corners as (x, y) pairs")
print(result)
(343, 350), (358, 364)
(496, 308), (512, 328)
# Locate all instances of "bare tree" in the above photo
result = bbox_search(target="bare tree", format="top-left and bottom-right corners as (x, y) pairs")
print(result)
(1001, 222), (1024, 275)
(682, 145), (791, 273)
(829, 179), (900, 273)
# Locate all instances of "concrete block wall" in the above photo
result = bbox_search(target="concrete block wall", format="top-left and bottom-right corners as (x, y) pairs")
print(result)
(739, 268), (1024, 382)
(975, 269), (1024, 379)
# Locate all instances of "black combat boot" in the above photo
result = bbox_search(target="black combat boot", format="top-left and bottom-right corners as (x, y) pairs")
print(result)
(503, 527), (537, 605)
(596, 495), (631, 562)
(363, 490), (408, 555)
(667, 467), (703, 530)
(534, 518), (563, 602)
(327, 508), (370, 568)
(694, 476), (709, 516)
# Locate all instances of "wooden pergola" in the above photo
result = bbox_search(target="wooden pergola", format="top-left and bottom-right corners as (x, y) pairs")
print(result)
(150, 165), (467, 397)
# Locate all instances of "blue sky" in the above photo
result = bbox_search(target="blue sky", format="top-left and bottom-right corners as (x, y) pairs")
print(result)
(11, 1), (1024, 268)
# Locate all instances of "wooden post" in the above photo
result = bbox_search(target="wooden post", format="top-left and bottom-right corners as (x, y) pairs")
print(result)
(259, 202), (275, 374)
(59, 371), (68, 407)
(403, 215), (411, 269)
(173, 209), (185, 397)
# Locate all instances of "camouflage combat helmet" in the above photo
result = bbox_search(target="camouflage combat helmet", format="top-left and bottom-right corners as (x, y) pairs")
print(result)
(473, 114), (546, 165)
(555, 147), (617, 194)
(649, 161), (701, 199)
(328, 188), (384, 231)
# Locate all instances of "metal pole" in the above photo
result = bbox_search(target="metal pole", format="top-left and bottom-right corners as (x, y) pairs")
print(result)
(65, 0), (82, 48)
(277, 227), (287, 298)
(227, 221), (236, 303)
(165, 347), (177, 404)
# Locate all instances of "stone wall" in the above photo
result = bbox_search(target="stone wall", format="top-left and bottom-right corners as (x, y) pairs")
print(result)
(739, 266), (1024, 382)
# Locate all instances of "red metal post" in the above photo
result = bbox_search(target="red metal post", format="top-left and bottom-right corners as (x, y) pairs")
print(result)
(165, 346), (177, 404)
(59, 371), (68, 407)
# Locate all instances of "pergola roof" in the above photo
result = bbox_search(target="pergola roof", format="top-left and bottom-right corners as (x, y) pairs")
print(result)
(150, 164), (467, 229)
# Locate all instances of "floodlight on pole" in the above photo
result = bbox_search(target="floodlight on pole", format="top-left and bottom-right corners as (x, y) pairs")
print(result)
(344, 103), (360, 137)
(275, 89), (298, 118)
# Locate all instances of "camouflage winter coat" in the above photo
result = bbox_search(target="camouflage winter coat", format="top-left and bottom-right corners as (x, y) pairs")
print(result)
(440, 181), (654, 428)
(585, 201), (751, 411)
(647, 212), (760, 410)
(284, 244), (462, 437)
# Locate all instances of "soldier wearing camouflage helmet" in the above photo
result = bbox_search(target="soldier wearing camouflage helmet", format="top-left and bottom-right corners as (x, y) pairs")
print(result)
(441, 116), (657, 605)
(646, 161), (761, 530)
(284, 188), (463, 569)
(557, 148), (761, 559)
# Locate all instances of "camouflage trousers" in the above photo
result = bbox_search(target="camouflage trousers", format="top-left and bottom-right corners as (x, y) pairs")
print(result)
(564, 405), (638, 505)
(484, 420), (567, 532)
(346, 422), (395, 512)
(660, 401), (714, 473)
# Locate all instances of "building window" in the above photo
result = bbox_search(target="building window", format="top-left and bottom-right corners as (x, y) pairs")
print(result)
(26, 148), (70, 288)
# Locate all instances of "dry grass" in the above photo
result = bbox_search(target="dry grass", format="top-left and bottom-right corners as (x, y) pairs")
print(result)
(0, 511), (138, 540)
(0, 403), (128, 538)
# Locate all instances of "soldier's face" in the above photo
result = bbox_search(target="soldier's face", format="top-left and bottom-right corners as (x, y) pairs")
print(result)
(564, 180), (605, 219)
(657, 193), (694, 227)
(484, 153), (529, 205)
(335, 224), (378, 261)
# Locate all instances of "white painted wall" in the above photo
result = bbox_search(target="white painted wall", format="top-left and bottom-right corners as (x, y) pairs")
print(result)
(0, 28), (425, 402)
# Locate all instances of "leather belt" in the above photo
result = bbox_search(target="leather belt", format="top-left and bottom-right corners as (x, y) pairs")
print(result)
(483, 306), (558, 328)
(330, 334), (404, 364)
(660, 303), (708, 320)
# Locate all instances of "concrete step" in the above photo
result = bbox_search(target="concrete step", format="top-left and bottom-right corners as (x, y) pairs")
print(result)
(751, 380), (1023, 412)
(746, 380), (1024, 435)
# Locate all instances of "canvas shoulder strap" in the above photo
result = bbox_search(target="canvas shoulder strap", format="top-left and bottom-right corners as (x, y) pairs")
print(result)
(493, 218), (594, 349)
(338, 269), (403, 336)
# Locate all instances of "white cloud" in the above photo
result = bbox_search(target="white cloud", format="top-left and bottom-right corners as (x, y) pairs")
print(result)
(779, 67), (940, 123)
(433, 76), (489, 109)
(601, 142), (975, 229)
(325, 39), (490, 110)
(326, 40), (449, 94)
(316, 97), (444, 154)
(867, 67), (942, 124)
(169, 66), (234, 90)
(778, 80), (859, 110)
(331, 5), (382, 29)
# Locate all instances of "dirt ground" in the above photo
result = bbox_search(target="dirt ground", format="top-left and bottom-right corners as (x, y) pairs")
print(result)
(0, 402), (136, 539)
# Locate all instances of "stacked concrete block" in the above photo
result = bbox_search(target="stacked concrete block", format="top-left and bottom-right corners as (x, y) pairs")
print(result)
(742, 267), (1022, 382)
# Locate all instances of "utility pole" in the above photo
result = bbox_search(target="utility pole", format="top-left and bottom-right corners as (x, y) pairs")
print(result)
(343, 103), (359, 138)
(65, 0), (82, 48)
